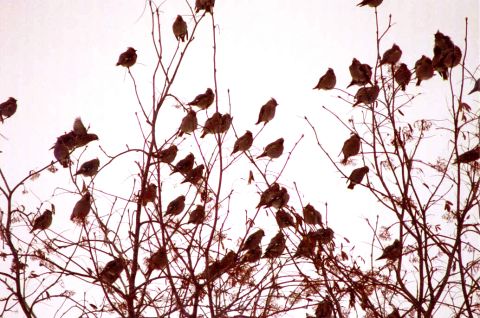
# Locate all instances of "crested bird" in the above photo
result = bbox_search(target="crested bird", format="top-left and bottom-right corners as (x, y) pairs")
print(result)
(195, 0), (215, 13)
(394, 63), (412, 91)
(70, 192), (91, 223)
(348, 59), (372, 87)
(98, 258), (126, 285)
(303, 203), (322, 225)
(275, 209), (295, 228)
(181, 164), (204, 185)
(147, 247), (168, 272)
(347, 166), (369, 189)
(262, 231), (286, 259)
(116, 47), (137, 68)
(380, 44), (402, 66)
(256, 183), (281, 208)
(187, 88), (214, 110)
(240, 229), (265, 252)
(313, 68), (336, 90)
(377, 239), (402, 261)
(178, 110), (198, 137)
(156, 145), (178, 164)
(171, 153), (195, 175)
(75, 158), (100, 177)
(453, 146), (480, 164)
(188, 205), (206, 224)
(231, 131), (253, 155)
(30, 207), (54, 233)
(353, 85), (380, 106)
(240, 245), (262, 263)
(164, 195), (186, 216)
(172, 15), (188, 42)
(140, 183), (157, 206)
(200, 112), (222, 138)
(257, 138), (284, 159)
(315, 298), (334, 318)
(0, 97), (17, 122)
(415, 55), (434, 86)
(341, 134), (361, 164)
(255, 98), (278, 125)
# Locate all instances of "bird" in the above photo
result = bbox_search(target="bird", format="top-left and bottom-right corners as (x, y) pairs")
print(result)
(255, 98), (278, 125)
(181, 164), (204, 185)
(262, 231), (286, 259)
(275, 209), (295, 228)
(341, 134), (361, 164)
(147, 247), (168, 272)
(74, 158), (100, 177)
(256, 183), (281, 209)
(257, 138), (284, 159)
(240, 229), (265, 252)
(156, 145), (178, 164)
(200, 112), (222, 138)
(313, 68), (336, 90)
(310, 228), (334, 245)
(240, 245), (262, 263)
(0, 97), (17, 122)
(178, 110), (198, 137)
(116, 47), (137, 68)
(315, 298), (334, 318)
(469, 78), (480, 95)
(231, 131), (253, 155)
(98, 258), (126, 285)
(453, 146), (480, 164)
(30, 207), (54, 233)
(267, 187), (290, 209)
(164, 195), (186, 216)
(394, 63), (412, 91)
(347, 166), (369, 189)
(188, 205), (206, 224)
(172, 15), (188, 42)
(415, 55), (434, 86)
(187, 88), (214, 110)
(294, 236), (316, 259)
(434, 31), (454, 51)
(140, 183), (157, 206)
(353, 85), (380, 106)
(380, 44), (402, 66)
(53, 142), (71, 168)
(195, 0), (215, 13)
(54, 117), (98, 150)
(442, 45), (462, 68)
(303, 203), (322, 225)
(171, 153), (195, 175)
(357, 0), (383, 7)
(219, 113), (232, 134)
(70, 192), (91, 223)
(377, 239), (402, 261)
(386, 308), (401, 318)
(348, 59), (372, 87)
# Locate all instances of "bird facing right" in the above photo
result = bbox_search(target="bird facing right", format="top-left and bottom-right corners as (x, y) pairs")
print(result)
(116, 47), (137, 68)
(257, 138), (284, 159)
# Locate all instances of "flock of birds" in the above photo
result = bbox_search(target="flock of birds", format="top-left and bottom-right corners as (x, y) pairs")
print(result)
(1, 0), (479, 314)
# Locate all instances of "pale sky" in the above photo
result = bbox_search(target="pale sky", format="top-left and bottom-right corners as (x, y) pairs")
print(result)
(0, 1), (479, 317)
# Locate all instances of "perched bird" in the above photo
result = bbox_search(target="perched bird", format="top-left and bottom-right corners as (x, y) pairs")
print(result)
(0, 97), (17, 122)
(146, 247), (168, 272)
(201, 250), (237, 281)
(116, 47), (137, 68)
(53, 142), (71, 168)
(432, 53), (448, 80)
(240, 229), (265, 252)
(262, 231), (286, 259)
(348, 59), (372, 87)
(156, 145), (178, 164)
(267, 187), (290, 209)
(240, 245), (262, 263)
(310, 228), (334, 245)
(195, 0), (215, 13)
(30, 207), (54, 233)
(469, 78), (480, 95)
(255, 98), (278, 125)
(200, 112), (222, 138)
(53, 117), (98, 151)
(75, 158), (100, 177)
(172, 15), (188, 42)
(140, 183), (157, 206)
(347, 166), (369, 189)
(164, 195), (186, 216)
(219, 113), (232, 134)
(357, 0), (383, 7)
(442, 45), (462, 68)
(187, 88), (214, 110)
(415, 55), (434, 86)
(432, 31), (459, 79)
(434, 31), (454, 51)
(353, 85), (380, 106)
(340, 134), (361, 164)
(313, 68), (336, 90)
(315, 298), (334, 318)
(453, 146), (480, 164)
(171, 153), (195, 175)
(394, 63), (412, 91)
(380, 44), (402, 66)
(257, 138), (284, 159)
(303, 204), (322, 225)
(275, 209), (295, 228)
(386, 308), (401, 318)
(231, 131), (253, 155)
(181, 164), (204, 185)
(256, 183), (280, 208)
(178, 110), (198, 137)
(98, 258), (126, 285)
(70, 192), (91, 223)
(377, 239), (402, 261)
(294, 236), (316, 259)
(188, 205), (206, 224)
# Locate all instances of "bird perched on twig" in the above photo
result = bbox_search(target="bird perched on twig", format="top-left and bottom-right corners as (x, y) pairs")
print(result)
(140, 183), (157, 206)
(171, 153), (195, 175)
(377, 239), (402, 261)
(468, 78), (480, 95)
(303, 203), (322, 225)
(240, 229), (265, 252)
(414, 55), (434, 86)
(200, 112), (222, 138)
(262, 231), (286, 259)
(256, 98), (278, 125)
(347, 166), (369, 189)
(181, 164), (204, 185)
(310, 228), (334, 245)
(240, 245), (262, 263)
(155, 145), (178, 164)
(0, 97), (17, 122)
(275, 209), (295, 228)
(178, 110), (198, 137)
(116, 47), (137, 68)
(348, 59), (372, 87)
(357, 0), (383, 7)
(53, 117), (98, 151)
(97, 258), (126, 285)
(313, 68), (336, 90)
(256, 183), (280, 209)
(172, 15), (188, 42)
(353, 85), (379, 106)
(30, 206), (54, 233)
(219, 113), (232, 134)
(70, 192), (91, 223)
(187, 88), (214, 110)
(453, 146), (480, 164)
(294, 235), (316, 258)
(315, 298), (334, 318)
(195, 0), (215, 13)
(188, 205), (206, 224)
(340, 134), (361, 164)
(75, 158), (100, 177)
(257, 138), (284, 159)
(146, 247), (168, 273)
(432, 31), (461, 80)
(380, 44), (402, 66)
(54, 143), (71, 168)
(164, 195), (186, 216)
(231, 131), (253, 155)
(386, 308), (401, 318)
(394, 63), (412, 91)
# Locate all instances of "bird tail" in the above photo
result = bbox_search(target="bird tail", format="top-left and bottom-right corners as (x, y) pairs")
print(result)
(257, 153), (266, 159)
(347, 183), (355, 190)
(469, 88), (476, 95)
(416, 78), (422, 86)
